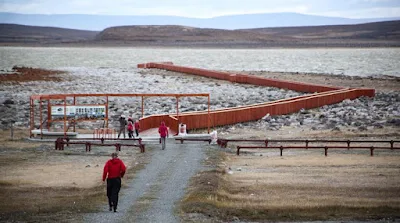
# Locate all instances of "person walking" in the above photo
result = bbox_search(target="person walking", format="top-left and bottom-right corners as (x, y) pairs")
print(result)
(102, 152), (126, 212)
(117, 115), (127, 139)
(158, 121), (169, 150)
(134, 120), (140, 137)
(127, 118), (134, 139)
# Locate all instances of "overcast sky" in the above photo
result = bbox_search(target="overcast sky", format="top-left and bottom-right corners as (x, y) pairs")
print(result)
(1, 0), (399, 18)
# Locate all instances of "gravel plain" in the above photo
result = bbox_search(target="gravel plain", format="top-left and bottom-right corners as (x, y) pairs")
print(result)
(1, 66), (399, 222)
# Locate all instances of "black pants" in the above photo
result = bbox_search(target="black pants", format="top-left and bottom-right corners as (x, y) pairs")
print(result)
(107, 177), (121, 210)
(128, 130), (134, 138)
(135, 129), (139, 137)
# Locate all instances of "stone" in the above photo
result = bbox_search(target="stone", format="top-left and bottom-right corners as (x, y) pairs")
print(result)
(262, 113), (271, 121)
(300, 108), (309, 114)
(387, 119), (400, 126)
(3, 99), (14, 105)
(358, 126), (368, 131)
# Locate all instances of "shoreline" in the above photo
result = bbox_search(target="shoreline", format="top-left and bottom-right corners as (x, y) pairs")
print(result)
(1, 42), (400, 49)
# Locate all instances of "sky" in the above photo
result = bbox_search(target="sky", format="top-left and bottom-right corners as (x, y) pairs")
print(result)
(0, 0), (400, 19)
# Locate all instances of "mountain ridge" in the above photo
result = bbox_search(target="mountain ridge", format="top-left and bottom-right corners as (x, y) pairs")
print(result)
(0, 23), (99, 44)
(1, 12), (400, 31)
(1, 20), (399, 48)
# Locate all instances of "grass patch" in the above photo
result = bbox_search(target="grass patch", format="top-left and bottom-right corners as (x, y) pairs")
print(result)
(180, 149), (400, 222)
(0, 185), (104, 222)
(0, 134), (151, 222)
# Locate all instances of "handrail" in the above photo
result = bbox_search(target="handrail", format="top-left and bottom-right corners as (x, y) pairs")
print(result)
(175, 138), (212, 144)
(236, 145), (400, 156)
(218, 138), (399, 149)
(55, 137), (145, 153)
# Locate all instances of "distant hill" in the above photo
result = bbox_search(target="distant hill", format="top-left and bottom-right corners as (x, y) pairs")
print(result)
(0, 24), (99, 44)
(240, 20), (400, 40)
(93, 20), (400, 47)
(1, 20), (399, 47)
(1, 12), (400, 30)
(95, 25), (291, 43)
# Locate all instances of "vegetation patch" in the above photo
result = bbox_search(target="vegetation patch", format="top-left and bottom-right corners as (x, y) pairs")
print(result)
(181, 149), (400, 222)
(0, 129), (150, 222)
(0, 66), (66, 83)
(0, 185), (104, 222)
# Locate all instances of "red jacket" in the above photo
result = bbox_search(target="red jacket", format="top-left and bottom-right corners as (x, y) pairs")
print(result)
(134, 121), (140, 130)
(102, 158), (126, 181)
(158, 122), (168, 138)
(127, 122), (133, 131)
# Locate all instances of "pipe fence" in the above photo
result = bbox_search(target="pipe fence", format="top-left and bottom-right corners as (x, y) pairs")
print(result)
(215, 138), (399, 156)
(55, 137), (145, 153)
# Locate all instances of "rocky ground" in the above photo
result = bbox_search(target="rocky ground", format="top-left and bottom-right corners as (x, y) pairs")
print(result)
(1, 66), (399, 222)
(0, 67), (399, 136)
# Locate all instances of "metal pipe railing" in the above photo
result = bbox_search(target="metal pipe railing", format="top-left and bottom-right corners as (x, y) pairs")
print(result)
(175, 138), (212, 144)
(236, 145), (400, 156)
(218, 139), (399, 150)
(55, 137), (145, 153)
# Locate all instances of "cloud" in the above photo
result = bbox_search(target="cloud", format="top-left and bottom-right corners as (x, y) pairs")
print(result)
(0, 0), (399, 18)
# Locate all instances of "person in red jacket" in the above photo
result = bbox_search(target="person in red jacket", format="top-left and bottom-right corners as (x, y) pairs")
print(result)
(158, 121), (169, 150)
(134, 120), (140, 137)
(127, 118), (134, 139)
(102, 152), (126, 212)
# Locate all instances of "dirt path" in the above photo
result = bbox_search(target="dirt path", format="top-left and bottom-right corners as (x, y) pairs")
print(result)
(83, 140), (208, 223)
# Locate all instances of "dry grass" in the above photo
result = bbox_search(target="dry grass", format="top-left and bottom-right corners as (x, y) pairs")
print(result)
(0, 129), (44, 149)
(0, 66), (66, 84)
(0, 128), (147, 222)
(181, 149), (400, 222)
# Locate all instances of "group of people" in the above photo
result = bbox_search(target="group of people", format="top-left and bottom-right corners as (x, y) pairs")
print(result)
(117, 115), (140, 139)
(117, 115), (169, 150)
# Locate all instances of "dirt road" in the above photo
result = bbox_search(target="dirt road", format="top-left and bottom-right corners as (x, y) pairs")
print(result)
(84, 140), (209, 223)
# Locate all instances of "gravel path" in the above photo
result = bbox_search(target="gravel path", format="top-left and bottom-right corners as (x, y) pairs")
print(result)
(84, 140), (208, 223)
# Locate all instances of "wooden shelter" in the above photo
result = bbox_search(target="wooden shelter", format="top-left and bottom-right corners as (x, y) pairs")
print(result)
(29, 93), (211, 138)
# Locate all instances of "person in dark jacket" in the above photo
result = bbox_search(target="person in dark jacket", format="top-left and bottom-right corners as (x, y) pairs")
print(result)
(117, 115), (127, 139)
(103, 152), (126, 212)
(158, 121), (169, 150)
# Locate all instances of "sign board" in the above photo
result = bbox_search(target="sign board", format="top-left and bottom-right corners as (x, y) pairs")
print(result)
(51, 105), (106, 119)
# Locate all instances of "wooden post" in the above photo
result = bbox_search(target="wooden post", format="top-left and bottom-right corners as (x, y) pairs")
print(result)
(141, 96), (144, 118)
(29, 98), (33, 138)
(106, 96), (109, 128)
(64, 97), (67, 138)
(73, 96), (76, 132)
(47, 99), (51, 130)
(40, 99), (43, 139)
(10, 122), (14, 140)
(176, 96), (179, 125)
(208, 95), (210, 134)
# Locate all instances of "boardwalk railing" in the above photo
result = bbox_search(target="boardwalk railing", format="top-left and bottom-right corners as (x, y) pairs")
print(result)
(137, 62), (375, 132)
(215, 138), (399, 156)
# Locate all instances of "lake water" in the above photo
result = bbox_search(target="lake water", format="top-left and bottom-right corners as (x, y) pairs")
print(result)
(0, 47), (399, 77)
